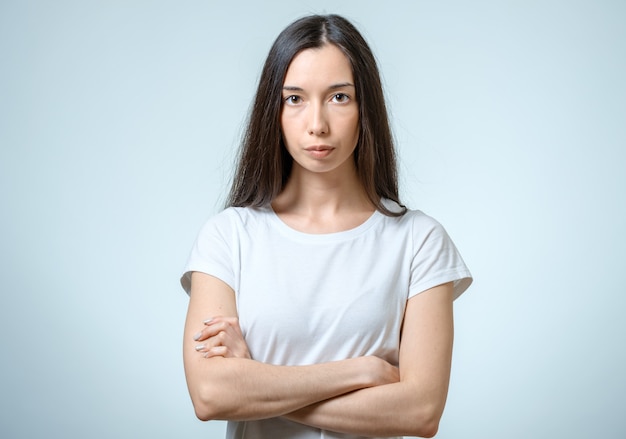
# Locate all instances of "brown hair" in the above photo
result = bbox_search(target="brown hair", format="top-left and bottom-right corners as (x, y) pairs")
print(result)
(226, 14), (405, 216)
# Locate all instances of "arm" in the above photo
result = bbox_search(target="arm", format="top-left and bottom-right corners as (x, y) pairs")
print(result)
(283, 282), (455, 438)
(183, 271), (399, 422)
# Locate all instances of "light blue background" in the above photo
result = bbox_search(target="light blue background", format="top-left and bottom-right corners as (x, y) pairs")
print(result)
(1, 1), (624, 438)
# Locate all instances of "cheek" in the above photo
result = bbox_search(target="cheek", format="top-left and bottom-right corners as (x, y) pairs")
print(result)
(280, 115), (293, 146)
(349, 115), (360, 144)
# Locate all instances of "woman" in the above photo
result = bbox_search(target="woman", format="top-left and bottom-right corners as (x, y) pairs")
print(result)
(181, 14), (472, 439)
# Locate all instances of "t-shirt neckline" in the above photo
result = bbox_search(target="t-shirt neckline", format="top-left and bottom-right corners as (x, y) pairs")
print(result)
(265, 205), (383, 243)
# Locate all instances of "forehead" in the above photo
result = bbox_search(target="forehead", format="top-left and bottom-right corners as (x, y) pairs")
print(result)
(283, 44), (354, 86)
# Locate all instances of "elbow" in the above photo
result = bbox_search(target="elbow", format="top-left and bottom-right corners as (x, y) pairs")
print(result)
(409, 418), (440, 438)
(416, 420), (440, 438)
(186, 358), (247, 421)
(190, 382), (228, 422)
(193, 398), (214, 422)
(194, 406), (212, 422)
(405, 402), (443, 438)
(191, 394), (216, 421)
(405, 417), (439, 439)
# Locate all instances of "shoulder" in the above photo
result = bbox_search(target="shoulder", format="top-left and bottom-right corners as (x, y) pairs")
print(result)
(199, 206), (270, 234)
(380, 199), (445, 236)
(387, 205), (472, 299)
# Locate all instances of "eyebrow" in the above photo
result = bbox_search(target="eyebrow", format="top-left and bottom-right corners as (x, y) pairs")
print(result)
(282, 82), (355, 92)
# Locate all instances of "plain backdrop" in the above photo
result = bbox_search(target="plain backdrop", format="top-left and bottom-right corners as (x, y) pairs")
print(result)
(1, 1), (625, 438)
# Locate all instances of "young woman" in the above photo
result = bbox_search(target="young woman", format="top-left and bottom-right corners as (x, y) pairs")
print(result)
(181, 14), (472, 439)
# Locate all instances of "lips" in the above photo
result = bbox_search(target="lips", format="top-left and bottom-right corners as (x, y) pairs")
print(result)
(304, 145), (334, 159)
(304, 145), (334, 151)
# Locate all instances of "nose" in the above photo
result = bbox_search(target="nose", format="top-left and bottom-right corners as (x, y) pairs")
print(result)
(307, 102), (329, 136)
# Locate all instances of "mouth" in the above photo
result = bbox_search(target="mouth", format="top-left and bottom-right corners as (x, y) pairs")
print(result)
(304, 145), (334, 158)
(304, 145), (334, 151)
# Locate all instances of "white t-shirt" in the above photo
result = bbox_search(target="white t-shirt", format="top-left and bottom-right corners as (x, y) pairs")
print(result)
(181, 200), (472, 439)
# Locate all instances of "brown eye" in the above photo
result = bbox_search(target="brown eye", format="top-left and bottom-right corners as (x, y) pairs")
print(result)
(285, 95), (302, 105)
(332, 93), (349, 103)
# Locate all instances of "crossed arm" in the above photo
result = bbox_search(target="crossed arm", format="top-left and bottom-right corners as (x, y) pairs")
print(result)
(183, 271), (454, 438)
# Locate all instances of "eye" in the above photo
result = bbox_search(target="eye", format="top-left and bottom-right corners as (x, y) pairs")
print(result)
(284, 95), (302, 105)
(332, 93), (350, 103)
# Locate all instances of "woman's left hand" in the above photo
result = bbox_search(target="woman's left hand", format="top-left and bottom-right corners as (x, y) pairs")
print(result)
(193, 316), (251, 359)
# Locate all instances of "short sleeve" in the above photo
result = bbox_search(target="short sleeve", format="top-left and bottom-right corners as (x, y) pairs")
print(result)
(408, 212), (473, 300)
(180, 210), (238, 295)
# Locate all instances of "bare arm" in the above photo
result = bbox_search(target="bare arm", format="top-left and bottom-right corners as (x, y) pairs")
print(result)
(283, 282), (455, 438)
(183, 271), (398, 421)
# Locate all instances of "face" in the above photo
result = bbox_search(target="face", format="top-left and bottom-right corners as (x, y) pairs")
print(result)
(280, 44), (360, 177)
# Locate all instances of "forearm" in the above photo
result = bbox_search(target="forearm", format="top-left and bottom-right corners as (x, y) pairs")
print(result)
(284, 379), (444, 438)
(283, 283), (455, 438)
(182, 273), (379, 422)
(184, 354), (382, 422)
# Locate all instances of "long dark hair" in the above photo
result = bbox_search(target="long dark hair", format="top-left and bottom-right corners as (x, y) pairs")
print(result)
(226, 14), (405, 216)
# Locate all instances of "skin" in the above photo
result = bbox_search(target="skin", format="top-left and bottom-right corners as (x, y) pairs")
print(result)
(280, 43), (360, 178)
(274, 43), (373, 234)
(183, 44), (455, 437)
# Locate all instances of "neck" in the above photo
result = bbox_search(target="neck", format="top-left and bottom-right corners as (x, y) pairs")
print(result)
(273, 162), (372, 215)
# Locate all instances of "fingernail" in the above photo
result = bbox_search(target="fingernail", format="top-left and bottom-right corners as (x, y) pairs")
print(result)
(195, 344), (205, 351)
(193, 332), (202, 341)
(203, 318), (213, 324)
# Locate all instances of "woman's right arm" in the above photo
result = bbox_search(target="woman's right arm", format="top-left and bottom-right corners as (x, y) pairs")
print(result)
(183, 271), (398, 421)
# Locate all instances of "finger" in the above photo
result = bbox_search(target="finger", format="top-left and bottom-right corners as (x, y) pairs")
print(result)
(199, 317), (250, 358)
(202, 321), (234, 339)
(204, 316), (241, 330)
(194, 325), (224, 341)
(203, 345), (229, 359)
(193, 321), (225, 341)
(194, 328), (227, 351)
(193, 330), (208, 342)
(196, 331), (228, 355)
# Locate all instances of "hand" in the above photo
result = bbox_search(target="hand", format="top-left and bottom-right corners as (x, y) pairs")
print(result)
(193, 316), (251, 359)
(363, 356), (400, 387)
